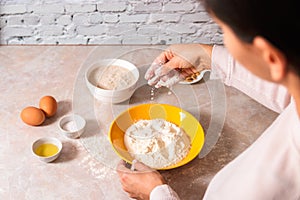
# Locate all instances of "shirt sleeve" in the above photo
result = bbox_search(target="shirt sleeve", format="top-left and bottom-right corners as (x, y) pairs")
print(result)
(150, 184), (180, 200)
(210, 45), (291, 113)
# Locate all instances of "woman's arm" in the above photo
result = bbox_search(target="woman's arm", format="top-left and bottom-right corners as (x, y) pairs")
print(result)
(150, 185), (180, 200)
(211, 45), (291, 113)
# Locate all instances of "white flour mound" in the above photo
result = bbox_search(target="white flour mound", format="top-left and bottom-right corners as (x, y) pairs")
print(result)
(124, 119), (191, 169)
(96, 65), (135, 90)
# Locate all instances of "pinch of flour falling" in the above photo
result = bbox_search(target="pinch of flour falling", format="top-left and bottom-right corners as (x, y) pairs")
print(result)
(124, 119), (191, 169)
(150, 87), (155, 101)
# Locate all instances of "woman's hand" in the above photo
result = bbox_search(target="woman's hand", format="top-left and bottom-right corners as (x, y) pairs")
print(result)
(145, 44), (213, 88)
(117, 160), (166, 200)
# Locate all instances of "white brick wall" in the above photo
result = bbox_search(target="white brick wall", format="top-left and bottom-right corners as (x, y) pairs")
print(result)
(0, 0), (223, 45)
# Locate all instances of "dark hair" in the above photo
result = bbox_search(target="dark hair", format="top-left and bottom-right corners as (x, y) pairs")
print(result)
(201, 0), (300, 76)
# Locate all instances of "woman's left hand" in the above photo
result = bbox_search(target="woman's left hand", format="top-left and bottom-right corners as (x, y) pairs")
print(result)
(117, 160), (166, 200)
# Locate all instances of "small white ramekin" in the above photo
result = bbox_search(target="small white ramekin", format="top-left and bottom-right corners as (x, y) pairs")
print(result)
(32, 137), (63, 163)
(58, 114), (86, 139)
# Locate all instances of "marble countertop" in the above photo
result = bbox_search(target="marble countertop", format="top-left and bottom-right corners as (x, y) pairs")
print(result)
(0, 45), (278, 199)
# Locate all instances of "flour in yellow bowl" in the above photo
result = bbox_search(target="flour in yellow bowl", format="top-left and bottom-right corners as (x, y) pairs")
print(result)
(109, 103), (205, 170)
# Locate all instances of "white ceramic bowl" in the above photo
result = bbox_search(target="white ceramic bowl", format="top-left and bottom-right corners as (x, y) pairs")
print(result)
(85, 59), (139, 103)
(32, 137), (63, 163)
(58, 114), (86, 139)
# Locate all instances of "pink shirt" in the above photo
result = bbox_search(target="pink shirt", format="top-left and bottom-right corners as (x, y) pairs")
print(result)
(150, 45), (300, 199)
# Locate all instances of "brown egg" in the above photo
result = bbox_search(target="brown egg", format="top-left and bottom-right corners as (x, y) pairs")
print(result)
(39, 95), (57, 117)
(21, 106), (45, 126)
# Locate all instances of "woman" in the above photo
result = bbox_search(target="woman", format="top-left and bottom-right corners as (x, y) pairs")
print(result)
(117, 0), (300, 199)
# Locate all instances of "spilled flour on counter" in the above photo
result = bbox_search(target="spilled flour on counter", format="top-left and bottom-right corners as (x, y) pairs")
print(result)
(124, 119), (191, 169)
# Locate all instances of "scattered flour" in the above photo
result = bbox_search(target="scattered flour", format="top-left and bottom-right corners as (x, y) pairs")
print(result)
(96, 65), (135, 90)
(124, 119), (191, 169)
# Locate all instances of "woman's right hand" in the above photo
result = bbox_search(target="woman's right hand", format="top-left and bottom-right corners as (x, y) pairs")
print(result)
(117, 160), (166, 200)
(145, 44), (213, 88)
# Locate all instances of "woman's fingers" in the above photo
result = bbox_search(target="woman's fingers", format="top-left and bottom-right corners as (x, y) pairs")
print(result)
(134, 160), (154, 172)
(146, 46), (201, 88)
(144, 62), (161, 80)
(116, 160), (131, 174)
(145, 50), (173, 80)
(181, 68), (195, 77)
(155, 70), (182, 88)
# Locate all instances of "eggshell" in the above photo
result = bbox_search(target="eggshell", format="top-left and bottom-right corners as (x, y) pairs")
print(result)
(21, 106), (45, 126)
(39, 96), (57, 117)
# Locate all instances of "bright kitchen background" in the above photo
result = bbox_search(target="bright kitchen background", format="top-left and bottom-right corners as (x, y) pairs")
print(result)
(0, 0), (223, 45)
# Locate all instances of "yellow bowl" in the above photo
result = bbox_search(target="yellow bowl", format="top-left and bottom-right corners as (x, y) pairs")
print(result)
(108, 103), (205, 170)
